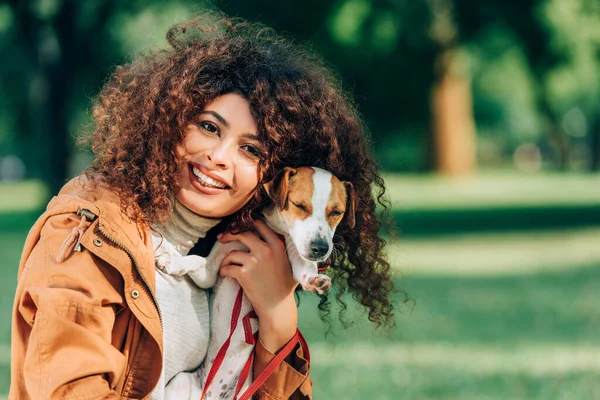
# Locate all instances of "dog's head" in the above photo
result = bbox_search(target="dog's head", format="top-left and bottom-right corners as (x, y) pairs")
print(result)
(264, 166), (355, 262)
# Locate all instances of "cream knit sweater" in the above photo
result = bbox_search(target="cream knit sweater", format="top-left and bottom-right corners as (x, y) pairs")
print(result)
(150, 200), (220, 399)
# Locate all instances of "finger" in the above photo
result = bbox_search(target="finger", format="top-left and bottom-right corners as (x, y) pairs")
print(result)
(220, 250), (256, 270)
(219, 251), (248, 279)
(220, 263), (243, 279)
(218, 230), (265, 251)
(253, 220), (285, 248)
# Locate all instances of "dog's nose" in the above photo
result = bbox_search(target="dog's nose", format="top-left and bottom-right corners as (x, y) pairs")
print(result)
(309, 239), (329, 258)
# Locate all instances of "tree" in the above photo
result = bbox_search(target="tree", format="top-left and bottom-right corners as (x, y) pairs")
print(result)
(1, 0), (130, 194)
(454, 0), (600, 170)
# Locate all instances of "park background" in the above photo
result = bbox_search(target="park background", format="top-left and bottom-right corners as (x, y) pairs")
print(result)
(1, 0), (600, 398)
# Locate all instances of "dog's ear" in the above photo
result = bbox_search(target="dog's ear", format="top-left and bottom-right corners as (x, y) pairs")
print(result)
(343, 181), (356, 229)
(263, 167), (297, 210)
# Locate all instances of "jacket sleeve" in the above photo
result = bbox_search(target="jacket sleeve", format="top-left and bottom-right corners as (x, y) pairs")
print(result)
(11, 213), (126, 400)
(253, 338), (312, 399)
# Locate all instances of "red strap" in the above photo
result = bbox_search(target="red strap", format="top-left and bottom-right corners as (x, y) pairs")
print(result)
(236, 328), (309, 400)
(243, 311), (258, 345)
(200, 288), (244, 400)
(233, 312), (259, 397)
(233, 340), (256, 397)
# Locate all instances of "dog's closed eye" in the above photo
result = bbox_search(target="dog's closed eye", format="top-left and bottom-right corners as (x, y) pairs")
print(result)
(329, 210), (344, 217)
(291, 201), (309, 212)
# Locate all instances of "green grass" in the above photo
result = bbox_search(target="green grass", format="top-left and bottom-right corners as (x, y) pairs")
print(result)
(384, 172), (600, 235)
(0, 181), (49, 212)
(390, 228), (600, 276)
(297, 264), (600, 399)
(384, 172), (600, 210)
(392, 204), (600, 236)
(0, 229), (23, 396)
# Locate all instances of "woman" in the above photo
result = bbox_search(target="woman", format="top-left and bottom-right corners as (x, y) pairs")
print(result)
(9, 15), (395, 399)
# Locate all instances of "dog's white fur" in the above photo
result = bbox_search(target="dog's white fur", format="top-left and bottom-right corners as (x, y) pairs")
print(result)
(157, 167), (353, 399)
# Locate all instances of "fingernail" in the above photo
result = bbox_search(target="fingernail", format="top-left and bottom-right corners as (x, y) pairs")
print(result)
(217, 233), (223, 239)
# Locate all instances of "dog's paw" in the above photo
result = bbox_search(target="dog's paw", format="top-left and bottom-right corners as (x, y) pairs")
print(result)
(302, 274), (331, 295)
(155, 253), (180, 275)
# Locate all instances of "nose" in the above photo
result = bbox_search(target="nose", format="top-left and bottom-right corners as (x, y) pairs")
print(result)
(207, 141), (235, 168)
(309, 239), (329, 259)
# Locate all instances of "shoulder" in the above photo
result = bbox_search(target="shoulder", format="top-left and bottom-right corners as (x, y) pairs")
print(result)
(47, 175), (147, 237)
(17, 175), (151, 298)
(51, 174), (122, 215)
(21, 175), (150, 273)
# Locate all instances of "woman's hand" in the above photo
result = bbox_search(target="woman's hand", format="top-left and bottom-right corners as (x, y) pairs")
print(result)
(218, 220), (298, 353)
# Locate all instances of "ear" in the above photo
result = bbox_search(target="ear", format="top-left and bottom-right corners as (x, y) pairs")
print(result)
(263, 167), (297, 210)
(343, 181), (356, 229)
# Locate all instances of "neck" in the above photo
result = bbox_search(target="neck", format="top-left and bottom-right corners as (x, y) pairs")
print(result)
(154, 200), (221, 255)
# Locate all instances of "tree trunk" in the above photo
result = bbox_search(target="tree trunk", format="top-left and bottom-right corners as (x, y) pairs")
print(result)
(431, 50), (477, 175)
(590, 112), (600, 171)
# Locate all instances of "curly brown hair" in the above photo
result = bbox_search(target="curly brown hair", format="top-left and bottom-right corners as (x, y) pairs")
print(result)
(81, 13), (397, 328)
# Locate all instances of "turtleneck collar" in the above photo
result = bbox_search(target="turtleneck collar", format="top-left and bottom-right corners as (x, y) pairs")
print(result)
(153, 199), (221, 255)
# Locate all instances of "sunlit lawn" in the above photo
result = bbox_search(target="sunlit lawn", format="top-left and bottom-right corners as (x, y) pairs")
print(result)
(297, 231), (600, 399)
(1, 175), (600, 399)
(384, 172), (600, 210)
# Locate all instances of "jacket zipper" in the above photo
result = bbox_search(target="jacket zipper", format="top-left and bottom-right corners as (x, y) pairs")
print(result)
(96, 223), (163, 326)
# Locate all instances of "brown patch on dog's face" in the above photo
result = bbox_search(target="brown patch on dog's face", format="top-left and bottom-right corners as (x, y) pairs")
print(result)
(326, 175), (349, 229)
(264, 167), (297, 210)
(284, 167), (315, 220)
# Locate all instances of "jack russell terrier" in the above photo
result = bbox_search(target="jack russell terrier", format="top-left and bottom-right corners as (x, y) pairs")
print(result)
(153, 166), (355, 400)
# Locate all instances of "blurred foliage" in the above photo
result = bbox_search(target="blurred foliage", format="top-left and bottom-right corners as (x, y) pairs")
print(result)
(0, 0), (599, 194)
(458, 0), (600, 169)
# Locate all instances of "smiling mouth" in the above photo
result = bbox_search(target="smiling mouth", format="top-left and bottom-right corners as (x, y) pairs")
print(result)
(190, 164), (229, 189)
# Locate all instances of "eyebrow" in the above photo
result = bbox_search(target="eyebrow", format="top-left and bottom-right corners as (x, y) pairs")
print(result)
(199, 110), (229, 127)
(241, 133), (261, 142)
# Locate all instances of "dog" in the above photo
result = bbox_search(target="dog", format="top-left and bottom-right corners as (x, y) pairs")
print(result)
(160, 166), (355, 399)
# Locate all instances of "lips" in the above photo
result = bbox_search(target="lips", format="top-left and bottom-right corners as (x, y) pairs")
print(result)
(187, 163), (231, 195)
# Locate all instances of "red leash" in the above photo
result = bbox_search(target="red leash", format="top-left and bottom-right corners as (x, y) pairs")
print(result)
(200, 288), (247, 400)
(233, 311), (258, 397)
(200, 287), (310, 400)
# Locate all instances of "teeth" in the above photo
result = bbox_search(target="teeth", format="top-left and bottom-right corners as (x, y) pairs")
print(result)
(192, 166), (227, 189)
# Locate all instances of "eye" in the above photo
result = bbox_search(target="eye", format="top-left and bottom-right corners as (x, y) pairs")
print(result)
(329, 210), (344, 217)
(291, 202), (308, 212)
(199, 121), (219, 135)
(240, 144), (263, 159)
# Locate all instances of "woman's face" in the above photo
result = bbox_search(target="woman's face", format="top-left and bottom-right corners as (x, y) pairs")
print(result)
(175, 93), (263, 218)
